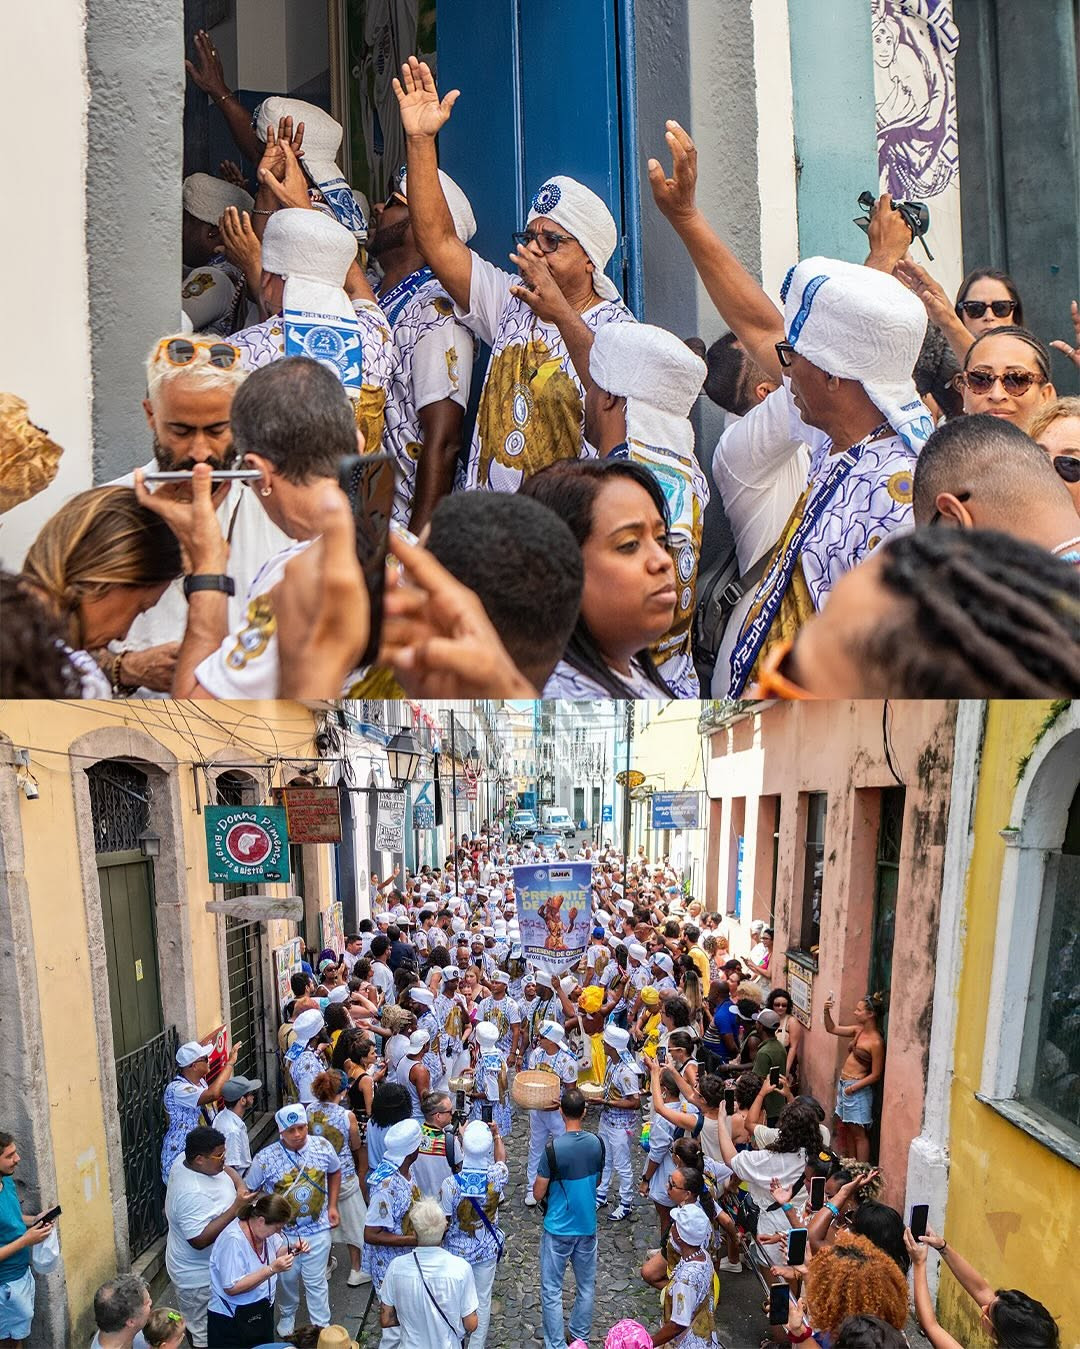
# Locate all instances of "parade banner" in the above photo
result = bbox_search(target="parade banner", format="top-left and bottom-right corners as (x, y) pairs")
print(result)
(202, 1024), (231, 1082)
(374, 789), (406, 851)
(274, 938), (304, 1011)
(204, 806), (290, 884)
(514, 862), (593, 973)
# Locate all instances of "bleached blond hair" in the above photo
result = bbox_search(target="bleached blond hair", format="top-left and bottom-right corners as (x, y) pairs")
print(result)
(145, 331), (248, 405)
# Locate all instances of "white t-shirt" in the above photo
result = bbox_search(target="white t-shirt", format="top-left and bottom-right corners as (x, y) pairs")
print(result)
(379, 1247), (478, 1349)
(728, 1146), (806, 1244)
(164, 1159), (237, 1288)
(193, 539), (313, 698)
(710, 389), (808, 696)
(214, 1109), (252, 1174)
(208, 1215), (287, 1315)
(110, 470), (292, 653)
(370, 961), (395, 1001)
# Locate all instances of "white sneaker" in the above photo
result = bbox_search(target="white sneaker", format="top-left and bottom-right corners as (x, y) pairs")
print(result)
(524, 1193), (537, 1207)
(276, 1325), (295, 1339)
(717, 1257), (743, 1273)
(595, 1193), (608, 1209)
(347, 1268), (370, 1286)
(608, 1203), (633, 1222)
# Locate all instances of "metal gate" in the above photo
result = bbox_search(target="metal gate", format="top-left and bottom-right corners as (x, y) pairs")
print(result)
(116, 1025), (178, 1257)
(225, 918), (269, 1111)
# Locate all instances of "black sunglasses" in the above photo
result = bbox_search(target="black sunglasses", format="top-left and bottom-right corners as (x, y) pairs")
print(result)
(512, 228), (576, 255)
(775, 341), (796, 369)
(956, 299), (1017, 320)
(1052, 454), (1080, 484)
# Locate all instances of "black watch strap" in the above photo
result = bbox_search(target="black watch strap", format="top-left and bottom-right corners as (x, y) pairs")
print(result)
(183, 573), (236, 598)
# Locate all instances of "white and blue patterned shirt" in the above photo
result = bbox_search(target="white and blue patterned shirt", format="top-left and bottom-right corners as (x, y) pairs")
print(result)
(361, 1169), (420, 1290)
(245, 1136), (341, 1238)
(440, 1162), (508, 1264)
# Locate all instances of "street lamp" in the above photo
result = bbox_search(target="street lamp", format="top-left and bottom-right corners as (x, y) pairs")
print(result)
(385, 728), (423, 786)
(137, 828), (161, 859)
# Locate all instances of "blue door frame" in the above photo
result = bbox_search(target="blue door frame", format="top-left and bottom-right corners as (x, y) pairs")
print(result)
(437, 0), (643, 314)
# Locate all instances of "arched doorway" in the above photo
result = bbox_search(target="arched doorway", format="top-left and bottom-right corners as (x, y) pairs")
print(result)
(88, 760), (177, 1258)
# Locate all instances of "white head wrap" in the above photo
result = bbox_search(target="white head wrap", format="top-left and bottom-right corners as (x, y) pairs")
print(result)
(261, 209), (365, 392)
(275, 1103), (307, 1131)
(327, 985), (350, 1004)
(383, 1118), (422, 1164)
(672, 1202), (712, 1248)
(182, 173), (253, 225)
(397, 166), (477, 243)
(410, 986), (435, 1009)
(474, 1022), (499, 1048)
(255, 96), (368, 241)
(781, 256), (933, 453)
(527, 176), (620, 301)
(538, 1021), (566, 1048)
(292, 1009), (325, 1043)
(590, 322), (705, 462)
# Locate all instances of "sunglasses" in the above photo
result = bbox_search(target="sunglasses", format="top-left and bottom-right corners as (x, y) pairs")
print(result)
(154, 337), (241, 370)
(775, 341), (796, 369)
(956, 299), (1017, 320)
(959, 368), (1045, 396)
(1052, 454), (1080, 484)
(512, 228), (577, 255)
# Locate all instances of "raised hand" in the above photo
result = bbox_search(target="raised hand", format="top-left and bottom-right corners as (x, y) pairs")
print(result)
(894, 258), (956, 332)
(185, 29), (229, 99)
(1050, 299), (1080, 369)
(509, 245), (573, 324)
(393, 56), (460, 139)
(219, 160), (249, 190)
(866, 192), (914, 267)
(257, 139), (311, 211)
(219, 207), (261, 281)
(646, 120), (699, 224)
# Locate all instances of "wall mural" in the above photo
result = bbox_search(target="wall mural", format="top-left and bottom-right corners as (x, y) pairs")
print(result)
(872, 0), (964, 290)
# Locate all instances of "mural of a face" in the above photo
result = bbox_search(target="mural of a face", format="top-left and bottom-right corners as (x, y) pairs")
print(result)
(873, 15), (900, 67)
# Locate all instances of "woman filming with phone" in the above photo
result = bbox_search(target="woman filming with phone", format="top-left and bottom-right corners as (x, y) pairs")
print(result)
(206, 1193), (300, 1347)
(822, 992), (885, 1163)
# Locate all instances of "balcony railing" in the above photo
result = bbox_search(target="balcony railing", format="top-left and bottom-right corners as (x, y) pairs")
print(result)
(697, 700), (759, 734)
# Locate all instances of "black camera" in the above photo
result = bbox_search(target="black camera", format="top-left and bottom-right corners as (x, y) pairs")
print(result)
(855, 190), (934, 261)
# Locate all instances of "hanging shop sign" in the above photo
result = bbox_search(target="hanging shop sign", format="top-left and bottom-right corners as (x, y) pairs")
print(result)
(374, 789), (406, 852)
(650, 791), (701, 830)
(321, 901), (345, 958)
(786, 960), (814, 1029)
(413, 780), (436, 830)
(274, 785), (342, 843)
(204, 806), (290, 884)
(274, 938), (304, 1011)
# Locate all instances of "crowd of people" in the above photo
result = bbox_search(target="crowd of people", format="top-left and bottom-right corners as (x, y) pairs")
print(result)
(1, 52), (1078, 702)
(2, 830), (1059, 1349)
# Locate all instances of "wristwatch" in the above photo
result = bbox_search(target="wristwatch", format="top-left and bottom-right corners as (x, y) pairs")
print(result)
(183, 573), (236, 598)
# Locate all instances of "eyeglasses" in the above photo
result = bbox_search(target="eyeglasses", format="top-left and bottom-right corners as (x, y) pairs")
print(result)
(956, 299), (1017, 320)
(775, 341), (796, 369)
(154, 338), (241, 370)
(959, 368), (1046, 396)
(512, 228), (577, 255)
(1052, 454), (1080, 484)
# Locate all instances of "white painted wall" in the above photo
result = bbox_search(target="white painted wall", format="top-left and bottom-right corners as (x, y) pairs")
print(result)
(752, 0), (799, 301)
(0, 0), (94, 570)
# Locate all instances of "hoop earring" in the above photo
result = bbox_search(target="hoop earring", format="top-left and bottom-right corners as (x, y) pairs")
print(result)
(260, 485), (272, 498)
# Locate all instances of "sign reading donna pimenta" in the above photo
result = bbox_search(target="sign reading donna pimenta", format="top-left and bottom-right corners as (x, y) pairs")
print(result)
(204, 806), (290, 884)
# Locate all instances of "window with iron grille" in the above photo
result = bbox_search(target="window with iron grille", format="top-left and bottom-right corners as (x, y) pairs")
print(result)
(88, 762), (150, 854)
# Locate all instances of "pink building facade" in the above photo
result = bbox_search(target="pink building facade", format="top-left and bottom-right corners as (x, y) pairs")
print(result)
(699, 699), (959, 1207)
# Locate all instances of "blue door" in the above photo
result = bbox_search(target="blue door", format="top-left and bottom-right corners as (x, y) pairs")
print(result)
(437, 0), (640, 309)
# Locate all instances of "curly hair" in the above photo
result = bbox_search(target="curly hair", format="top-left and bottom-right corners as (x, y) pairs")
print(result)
(771, 1101), (826, 1159)
(0, 573), (80, 696)
(734, 1072), (764, 1110)
(379, 1004), (416, 1037)
(805, 1232), (909, 1333)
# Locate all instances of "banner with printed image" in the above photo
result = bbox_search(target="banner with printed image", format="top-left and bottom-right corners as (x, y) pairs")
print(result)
(513, 862), (593, 973)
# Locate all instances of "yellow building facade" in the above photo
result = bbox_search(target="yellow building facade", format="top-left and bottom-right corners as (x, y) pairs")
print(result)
(0, 700), (339, 1346)
(940, 700), (1079, 1349)
(629, 702), (707, 890)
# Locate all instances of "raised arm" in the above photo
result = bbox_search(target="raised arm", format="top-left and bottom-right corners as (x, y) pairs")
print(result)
(648, 120), (785, 384)
(393, 57), (472, 311)
(923, 1226), (995, 1308)
(186, 30), (262, 166)
(822, 992), (857, 1038)
(905, 1230), (966, 1349)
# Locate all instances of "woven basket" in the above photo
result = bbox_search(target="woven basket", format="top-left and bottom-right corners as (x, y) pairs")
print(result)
(579, 1082), (605, 1107)
(448, 1074), (474, 1094)
(511, 1070), (561, 1111)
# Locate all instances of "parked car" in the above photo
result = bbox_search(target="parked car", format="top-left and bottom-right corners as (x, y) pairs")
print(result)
(540, 806), (577, 839)
(510, 809), (538, 840)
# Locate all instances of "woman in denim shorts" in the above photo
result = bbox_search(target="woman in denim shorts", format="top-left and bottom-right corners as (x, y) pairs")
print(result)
(821, 992), (885, 1161)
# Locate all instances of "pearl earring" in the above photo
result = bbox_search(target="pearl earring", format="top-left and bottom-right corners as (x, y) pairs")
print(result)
(260, 484), (272, 498)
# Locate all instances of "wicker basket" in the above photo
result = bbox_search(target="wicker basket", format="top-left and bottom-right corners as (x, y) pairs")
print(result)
(511, 1070), (561, 1111)
(579, 1082), (605, 1107)
(448, 1074), (474, 1094)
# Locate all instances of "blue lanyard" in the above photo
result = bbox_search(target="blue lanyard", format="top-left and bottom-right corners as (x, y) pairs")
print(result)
(379, 266), (435, 327)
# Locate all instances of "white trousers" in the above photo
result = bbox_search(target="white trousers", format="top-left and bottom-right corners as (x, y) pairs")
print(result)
(598, 1117), (634, 1204)
(527, 1108), (566, 1185)
(173, 1283), (209, 1348)
(470, 1256), (498, 1349)
(276, 1226), (332, 1331)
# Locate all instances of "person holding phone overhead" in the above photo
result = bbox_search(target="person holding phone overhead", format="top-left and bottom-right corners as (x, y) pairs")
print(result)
(135, 357), (366, 699)
(751, 1009), (788, 1126)
(822, 991), (886, 1162)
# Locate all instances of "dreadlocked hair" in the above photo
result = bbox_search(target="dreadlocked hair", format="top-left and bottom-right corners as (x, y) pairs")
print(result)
(861, 528), (1080, 696)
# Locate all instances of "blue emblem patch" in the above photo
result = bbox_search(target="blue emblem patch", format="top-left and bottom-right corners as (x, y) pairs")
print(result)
(532, 181), (562, 215)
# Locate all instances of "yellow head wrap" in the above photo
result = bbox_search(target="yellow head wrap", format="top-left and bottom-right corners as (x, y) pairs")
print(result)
(579, 986), (604, 1014)
(640, 986), (660, 1008)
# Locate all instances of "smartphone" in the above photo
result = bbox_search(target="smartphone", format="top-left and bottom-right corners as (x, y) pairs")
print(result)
(909, 1203), (929, 1241)
(337, 453), (397, 665)
(769, 1066), (781, 1087)
(142, 469), (262, 482)
(36, 1205), (61, 1226)
(786, 1228), (807, 1266)
(480, 1100), (494, 1124)
(724, 1087), (736, 1115)
(768, 1283), (790, 1325)
(809, 1176), (826, 1212)
(657, 1045), (668, 1066)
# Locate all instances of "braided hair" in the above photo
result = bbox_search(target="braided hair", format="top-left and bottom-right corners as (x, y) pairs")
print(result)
(857, 528), (1080, 696)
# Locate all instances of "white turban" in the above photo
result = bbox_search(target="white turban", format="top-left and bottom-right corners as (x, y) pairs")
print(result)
(398, 167), (476, 243)
(182, 173), (253, 225)
(262, 209), (355, 327)
(781, 256), (933, 453)
(590, 322), (705, 461)
(672, 1202), (712, 1248)
(527, 176), (620, 302)
(256, 97), (368, 241)
(383, 1118), (422, 1165)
